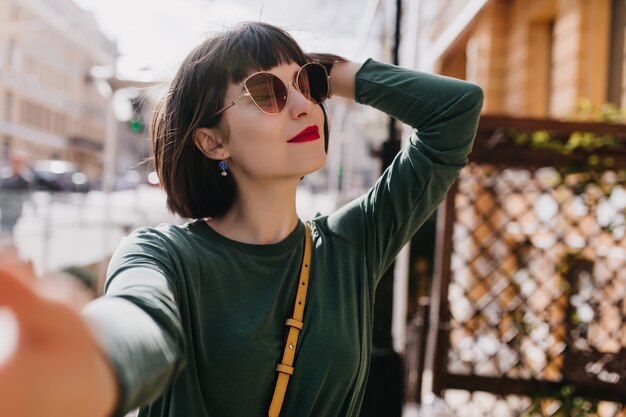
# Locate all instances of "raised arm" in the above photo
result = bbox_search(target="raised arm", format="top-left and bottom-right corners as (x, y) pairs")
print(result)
(325, 59), (483, 282)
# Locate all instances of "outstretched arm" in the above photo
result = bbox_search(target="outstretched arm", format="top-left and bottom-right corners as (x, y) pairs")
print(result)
(0, 254), (117, 417)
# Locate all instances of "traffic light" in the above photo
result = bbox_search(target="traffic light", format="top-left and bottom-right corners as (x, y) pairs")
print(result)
(128, 97), (145, 133)
(128, 117), (144, 133)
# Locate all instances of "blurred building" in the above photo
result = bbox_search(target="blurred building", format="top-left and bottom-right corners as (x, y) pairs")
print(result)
(415, 0), (625, 117)
(0, 0), (117, 179)
(403, 0), (626, 328)
(402, 0), (626, 413)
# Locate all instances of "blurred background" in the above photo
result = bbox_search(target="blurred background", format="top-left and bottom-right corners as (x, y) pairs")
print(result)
(1, 0), (626, 416)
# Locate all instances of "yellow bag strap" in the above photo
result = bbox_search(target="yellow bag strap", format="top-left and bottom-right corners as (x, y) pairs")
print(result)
(267, 223), (313, 417)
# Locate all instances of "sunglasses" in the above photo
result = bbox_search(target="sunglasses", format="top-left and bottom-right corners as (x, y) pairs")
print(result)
(212, 62), (331, 117)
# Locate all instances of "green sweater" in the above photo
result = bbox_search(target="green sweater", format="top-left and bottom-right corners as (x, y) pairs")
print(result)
(83, 59), (483, 417)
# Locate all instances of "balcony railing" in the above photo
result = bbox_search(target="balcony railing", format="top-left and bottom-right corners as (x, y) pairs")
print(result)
(407, 115), (626, 416)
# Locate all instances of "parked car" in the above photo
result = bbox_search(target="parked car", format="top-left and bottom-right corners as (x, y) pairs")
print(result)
(31, 160), (90, 192)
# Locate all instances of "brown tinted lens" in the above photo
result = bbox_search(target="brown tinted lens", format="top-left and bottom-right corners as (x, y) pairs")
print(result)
(298, 63), (329, 104)
(245, 73), (287, 114)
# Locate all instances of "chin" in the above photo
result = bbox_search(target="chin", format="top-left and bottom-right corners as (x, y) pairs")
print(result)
(286, 143), (327, 177)
(309, 152), (327, 172)
(294, 157), (325, 179)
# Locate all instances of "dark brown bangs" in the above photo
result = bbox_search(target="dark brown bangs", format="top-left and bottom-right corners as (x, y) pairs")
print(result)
(222, 22), (310, 83)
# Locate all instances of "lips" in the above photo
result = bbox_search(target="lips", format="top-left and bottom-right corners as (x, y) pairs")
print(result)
(287, 125), (320, 143)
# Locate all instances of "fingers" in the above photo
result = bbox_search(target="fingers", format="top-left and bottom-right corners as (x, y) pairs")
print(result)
(0, 246), (37, 309)
(0, 258), (39, 314)
(0, 248), (36, 283)
(36, 274), (93, 311)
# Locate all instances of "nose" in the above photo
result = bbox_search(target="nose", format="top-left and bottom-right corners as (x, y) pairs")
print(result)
(287, 81), (313, 119)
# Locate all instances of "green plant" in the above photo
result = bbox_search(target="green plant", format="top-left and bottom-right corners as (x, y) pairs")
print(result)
(510, 100), (626, 173)
(523, 385), (598, 417)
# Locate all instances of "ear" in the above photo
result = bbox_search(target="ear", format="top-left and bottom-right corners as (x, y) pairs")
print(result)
(194, 128), (230, 160)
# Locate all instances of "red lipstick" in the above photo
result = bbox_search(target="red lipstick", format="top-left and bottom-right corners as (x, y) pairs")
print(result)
(287, 125), (320, 143)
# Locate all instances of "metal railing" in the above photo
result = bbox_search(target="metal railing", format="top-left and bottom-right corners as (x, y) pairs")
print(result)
(409, 115), (626, 416)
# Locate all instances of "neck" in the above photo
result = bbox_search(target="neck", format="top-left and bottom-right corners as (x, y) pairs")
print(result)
(208, 178), (300, 244)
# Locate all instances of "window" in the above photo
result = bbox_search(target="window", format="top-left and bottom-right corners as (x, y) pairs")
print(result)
(5, 38), (17, 70)
(529, 19), (555, 117)
(607, 0), (625, 105)
(4, 92), (13, 120)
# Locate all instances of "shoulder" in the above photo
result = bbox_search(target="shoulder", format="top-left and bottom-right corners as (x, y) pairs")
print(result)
(116, 221), (206, 261)
(108, 221), (208, 283)
(310, 209), (367, 253)
(128, 220), (203, 242)
(129, 222), (188, 240)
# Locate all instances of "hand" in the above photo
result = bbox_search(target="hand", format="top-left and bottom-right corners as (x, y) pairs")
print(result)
(307, 53), (360, 100)
(329, 61), (362, 100)
(0, 254), (117, 417)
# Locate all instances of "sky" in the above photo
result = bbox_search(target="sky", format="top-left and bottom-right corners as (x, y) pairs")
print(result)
(72, 0), (371, 79)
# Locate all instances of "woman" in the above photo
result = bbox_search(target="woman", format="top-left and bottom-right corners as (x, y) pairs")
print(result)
(0, 21), (482, 417)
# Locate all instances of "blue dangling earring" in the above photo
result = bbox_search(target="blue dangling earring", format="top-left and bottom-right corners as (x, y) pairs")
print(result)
(218, 160), (229, 176)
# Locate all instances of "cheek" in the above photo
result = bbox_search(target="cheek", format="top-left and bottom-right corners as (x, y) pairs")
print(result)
(225, 117), (279, 161)
(224, 106), (273, 140)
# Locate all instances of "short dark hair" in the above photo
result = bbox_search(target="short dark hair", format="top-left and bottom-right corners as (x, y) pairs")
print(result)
(151, 21), (335, 219)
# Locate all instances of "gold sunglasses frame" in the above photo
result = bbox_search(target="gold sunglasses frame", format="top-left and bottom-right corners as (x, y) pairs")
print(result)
(211, 62), (331, 118)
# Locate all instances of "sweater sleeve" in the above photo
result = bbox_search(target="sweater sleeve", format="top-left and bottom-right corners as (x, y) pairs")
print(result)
(325, 58), (483, 282)
(82, 228), (186, 415)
